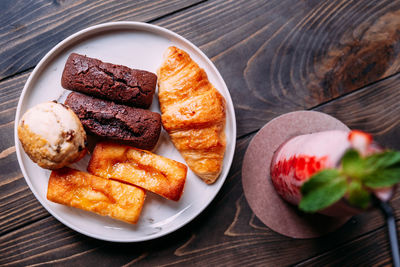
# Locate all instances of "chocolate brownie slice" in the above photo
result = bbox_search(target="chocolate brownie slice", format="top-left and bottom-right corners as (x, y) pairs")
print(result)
(65, 92), (161, 150)
(61, 53), (157, 109)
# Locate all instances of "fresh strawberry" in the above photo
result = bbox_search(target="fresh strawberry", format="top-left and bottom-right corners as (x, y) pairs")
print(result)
(348, 130), (373, 156)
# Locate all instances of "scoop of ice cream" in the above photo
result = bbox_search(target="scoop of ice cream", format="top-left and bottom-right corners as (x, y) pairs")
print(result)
(18, 101), (87, 169)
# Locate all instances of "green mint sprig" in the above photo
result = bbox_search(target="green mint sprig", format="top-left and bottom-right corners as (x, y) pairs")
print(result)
(299, 149), (400, 213)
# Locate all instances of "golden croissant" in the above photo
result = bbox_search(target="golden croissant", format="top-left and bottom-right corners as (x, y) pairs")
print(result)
(157, 46), (226, 184)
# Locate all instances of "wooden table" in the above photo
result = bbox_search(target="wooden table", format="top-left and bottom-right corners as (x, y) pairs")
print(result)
(1, 0), (400, 266)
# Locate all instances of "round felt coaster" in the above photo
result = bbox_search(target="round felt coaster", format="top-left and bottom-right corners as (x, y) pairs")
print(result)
(242, 111), (351, 239)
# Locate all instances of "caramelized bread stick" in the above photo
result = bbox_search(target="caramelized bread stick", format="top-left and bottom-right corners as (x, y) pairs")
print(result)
(47, 167), (146, 224)
(88, 142), (187, 201)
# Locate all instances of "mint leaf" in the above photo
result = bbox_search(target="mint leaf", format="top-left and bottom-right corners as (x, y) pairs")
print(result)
(342, 149), (364, 178)
(299, 169), (347, 212)
(364, 151), (400, 172)
(361, 151), (400, 188)
(347, 181), (370, 209)
(363, 167), (400, 188)
(298, 147), (400, 212)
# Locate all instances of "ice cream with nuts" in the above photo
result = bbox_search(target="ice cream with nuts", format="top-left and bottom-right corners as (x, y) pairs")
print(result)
(18, 101), (87, 169)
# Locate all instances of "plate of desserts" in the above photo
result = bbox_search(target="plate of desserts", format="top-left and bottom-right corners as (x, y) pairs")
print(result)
(14, 22), (236, 242)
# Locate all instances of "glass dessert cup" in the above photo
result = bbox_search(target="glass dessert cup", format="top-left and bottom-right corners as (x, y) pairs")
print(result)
(242, 108), (399, 264)
(270, 130), (394, 217)
(268, 127), (399, 266)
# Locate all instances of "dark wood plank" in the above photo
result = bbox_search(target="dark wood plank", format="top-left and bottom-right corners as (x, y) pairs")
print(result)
(0, 153), (49, 235)
(316, 74), (400, 150)
(0, 0), (203, 80)
(3, 71), (399, 265)
(295, 225), (396, 266)
(156, 0), (400, 137)
(0, 72), (28, 144)
(0, 72), (50, 235)
(0, 132), (399, 266)
(1, 0), (400, 266)
(2, 0), (400, 138)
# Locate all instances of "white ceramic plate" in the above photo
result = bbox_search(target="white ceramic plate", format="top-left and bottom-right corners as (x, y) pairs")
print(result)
(14, 22), (236, 242)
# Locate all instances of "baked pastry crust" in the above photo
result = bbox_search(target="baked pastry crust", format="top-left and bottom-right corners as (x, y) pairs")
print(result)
(47, 167), (146, 224)
(157, 46), (226, 184)
(87, 142), (187, 201)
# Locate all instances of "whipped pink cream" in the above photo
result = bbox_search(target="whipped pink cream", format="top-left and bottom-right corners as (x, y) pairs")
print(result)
(271, 130), (351, 205)
(270, 130), (386, 212)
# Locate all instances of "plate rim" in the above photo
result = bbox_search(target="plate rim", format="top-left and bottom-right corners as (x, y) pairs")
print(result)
(14, 21), (237, 242)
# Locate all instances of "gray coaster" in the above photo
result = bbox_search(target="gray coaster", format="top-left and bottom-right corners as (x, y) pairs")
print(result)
(242, 111), (350, 238)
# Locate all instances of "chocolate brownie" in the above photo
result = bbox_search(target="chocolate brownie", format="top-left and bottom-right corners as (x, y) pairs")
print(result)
(65, 92), (161, 150)
(61, 53), (157, 109)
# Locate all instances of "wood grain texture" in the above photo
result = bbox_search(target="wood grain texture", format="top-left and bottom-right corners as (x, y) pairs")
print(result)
(295, 225), (396, 266)
(1, 0), (400, 266)
(0, 130), (399, 266)
(2, 0), (400, 137)
(316, 72), (400, 150)
(0, 71), (49, 236)
(0, 0), (203, 80)
(156, 0), (400, 137)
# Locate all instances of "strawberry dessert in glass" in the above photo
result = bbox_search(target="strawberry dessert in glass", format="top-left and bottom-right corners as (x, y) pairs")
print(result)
(270, 130), (398, 216)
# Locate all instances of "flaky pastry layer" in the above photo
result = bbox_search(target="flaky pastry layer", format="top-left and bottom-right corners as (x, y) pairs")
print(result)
(157, 46), (226, 184)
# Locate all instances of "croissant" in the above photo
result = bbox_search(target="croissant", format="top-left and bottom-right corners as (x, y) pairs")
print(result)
(157, 46), (226, 184)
